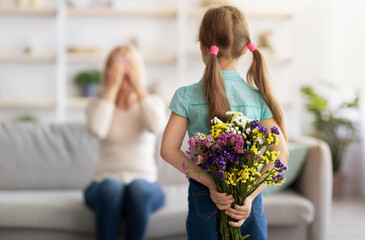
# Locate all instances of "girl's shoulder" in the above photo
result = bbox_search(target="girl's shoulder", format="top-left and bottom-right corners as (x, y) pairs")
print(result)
(169, 82), (202, 118)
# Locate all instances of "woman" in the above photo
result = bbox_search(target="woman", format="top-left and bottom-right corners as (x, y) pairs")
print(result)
(84, 45), (166, 240)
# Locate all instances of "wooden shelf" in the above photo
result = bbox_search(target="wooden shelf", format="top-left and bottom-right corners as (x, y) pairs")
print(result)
(0, 54), (56, 63)
(67, 53), (176, 64)
(0, 97), (92, 109)
(67, 8), (177, 18)
(0, 99), (55, 109)
(188, 8), (292, 19)
(67, 97), (90, 109)
(0, 7), (57, 16)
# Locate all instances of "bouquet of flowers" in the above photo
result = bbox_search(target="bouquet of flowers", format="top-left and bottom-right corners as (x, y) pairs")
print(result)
(183, 111), (287, 240)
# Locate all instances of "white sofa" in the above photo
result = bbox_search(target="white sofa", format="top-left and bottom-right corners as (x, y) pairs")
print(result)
(0, 123), (332, 240)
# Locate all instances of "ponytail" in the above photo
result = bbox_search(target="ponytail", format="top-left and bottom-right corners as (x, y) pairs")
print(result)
(246, 49), (287, 140)
(203, 52), (230, 122)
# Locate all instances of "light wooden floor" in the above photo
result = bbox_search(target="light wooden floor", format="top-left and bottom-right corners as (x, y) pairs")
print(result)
(330, 197), (365, 240)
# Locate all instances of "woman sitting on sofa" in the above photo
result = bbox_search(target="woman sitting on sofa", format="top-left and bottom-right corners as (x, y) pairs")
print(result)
(84, 45), (166, 240)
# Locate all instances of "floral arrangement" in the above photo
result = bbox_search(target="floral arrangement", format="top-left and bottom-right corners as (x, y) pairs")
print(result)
(183, 111), (287, 240)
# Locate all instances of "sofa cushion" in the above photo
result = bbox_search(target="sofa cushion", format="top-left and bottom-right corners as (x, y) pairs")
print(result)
(0, 123), (98, 190)
(0, 184), (189, 238)
(264, 190), (315, 226)
(263, 143), (310, 195)
(0, 187), (313, 236)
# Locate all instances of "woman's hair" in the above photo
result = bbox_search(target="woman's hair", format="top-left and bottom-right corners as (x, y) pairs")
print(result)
(102, 44), (145, 99)
(198, 6), (287, 140)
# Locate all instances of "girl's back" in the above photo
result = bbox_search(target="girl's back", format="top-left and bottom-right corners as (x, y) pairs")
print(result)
(170, 70), (272, 138)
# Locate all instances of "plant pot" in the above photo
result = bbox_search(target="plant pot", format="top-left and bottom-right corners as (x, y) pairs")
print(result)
(82, 83), (99, 97)
(333, 172), (346, 199)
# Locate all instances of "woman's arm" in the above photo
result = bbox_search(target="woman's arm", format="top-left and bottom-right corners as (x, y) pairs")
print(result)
(139, 95), (167, 133)
(86, 60), (124, 139)
(86, 98), (115, 139)
(225, 117), (289, 227)
(161, 112), (234, 210)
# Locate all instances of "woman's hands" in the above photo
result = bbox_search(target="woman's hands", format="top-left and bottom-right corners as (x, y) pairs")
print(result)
(102, 58), (125, 102)
(122, 55), (148, 99)
(225, 196), (253, 227)
(209, 186), (235, 211)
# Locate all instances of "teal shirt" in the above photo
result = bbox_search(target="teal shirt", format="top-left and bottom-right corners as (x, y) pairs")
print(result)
(169, 70), (273, 138)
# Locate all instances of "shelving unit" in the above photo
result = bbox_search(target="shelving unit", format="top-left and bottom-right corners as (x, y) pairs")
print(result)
(0, 97), (90, 109)
(0, 7), (57, 16)
(0, 54), (56, 63)
(67, 53), (176, 64)
(67, 8), (177, 18)
(0, 99), (55, 109)
(0, 0), (294, 121)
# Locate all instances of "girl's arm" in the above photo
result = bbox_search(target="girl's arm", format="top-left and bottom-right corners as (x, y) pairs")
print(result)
(161, 112), (234, 210)
(225, 117), (289, 227)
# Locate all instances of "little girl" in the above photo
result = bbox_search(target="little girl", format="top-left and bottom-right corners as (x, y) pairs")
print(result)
(161, 6), (289, 240)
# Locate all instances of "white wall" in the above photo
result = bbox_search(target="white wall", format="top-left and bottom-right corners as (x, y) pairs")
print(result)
(0, 0), (363, 138)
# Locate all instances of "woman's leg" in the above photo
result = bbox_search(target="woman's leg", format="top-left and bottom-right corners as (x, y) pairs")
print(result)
(124, 179), (165, 240)
(84, 178), (126, 240)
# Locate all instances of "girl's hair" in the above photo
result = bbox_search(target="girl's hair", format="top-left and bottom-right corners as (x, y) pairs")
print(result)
(198, 6), (287, 140)
(102, 44), (146, 101)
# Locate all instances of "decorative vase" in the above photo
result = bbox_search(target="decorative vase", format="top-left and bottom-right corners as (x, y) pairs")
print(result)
(82, 83), (99, 97)
(333, 172), (346, 198)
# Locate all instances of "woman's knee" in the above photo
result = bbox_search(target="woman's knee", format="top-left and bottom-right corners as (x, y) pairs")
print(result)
(96, 178), (125, 202)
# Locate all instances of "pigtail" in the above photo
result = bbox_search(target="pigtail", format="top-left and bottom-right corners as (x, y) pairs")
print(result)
(203, 52), (230, 122)
(246, 49), (287, 140)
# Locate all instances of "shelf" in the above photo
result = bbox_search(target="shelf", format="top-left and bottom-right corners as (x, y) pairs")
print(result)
(188, 8), (292, 19)
(67, 53), (176, 64)
(0, 98), (91, 109)
(67, 97), (90, 109)
(0, 99), (55, 109)
(0, 7), (57, 16)
(67, 8), (177, 18)
(0, 54), (56, 63)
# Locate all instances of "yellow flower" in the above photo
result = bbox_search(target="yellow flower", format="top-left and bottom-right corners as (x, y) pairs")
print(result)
(251, 146), (260, 156)
(255, 172), (261, 178)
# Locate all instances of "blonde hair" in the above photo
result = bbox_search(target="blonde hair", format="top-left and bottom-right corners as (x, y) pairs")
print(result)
(199, 6), (287, 140)
(102, 44), (146, 98)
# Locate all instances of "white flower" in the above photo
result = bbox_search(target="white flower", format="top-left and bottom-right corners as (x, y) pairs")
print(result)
(197, 133), (207, 141)
(246, 141), (251, 145)
(211, 116), (223, 125)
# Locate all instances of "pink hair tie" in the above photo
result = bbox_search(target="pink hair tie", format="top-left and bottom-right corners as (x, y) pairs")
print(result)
(247, 43), (256, 52)
(210, 45), (219, 56)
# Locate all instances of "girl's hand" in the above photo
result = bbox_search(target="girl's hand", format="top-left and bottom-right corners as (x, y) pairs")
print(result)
(209, 186), (235, 211)
(225, 197), (253, 227)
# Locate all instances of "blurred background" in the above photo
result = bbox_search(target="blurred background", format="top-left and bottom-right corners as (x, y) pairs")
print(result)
(0, 0), (364, 239)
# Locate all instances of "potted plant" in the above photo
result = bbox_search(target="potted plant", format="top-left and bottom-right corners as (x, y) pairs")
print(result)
(74, 70), (101, 97)
(301, 86), (359, 197)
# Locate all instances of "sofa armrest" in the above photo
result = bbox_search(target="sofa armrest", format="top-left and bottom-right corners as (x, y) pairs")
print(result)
(289, 136), (332, 240)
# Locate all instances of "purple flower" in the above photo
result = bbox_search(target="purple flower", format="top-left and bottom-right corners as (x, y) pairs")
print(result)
(271, 174), (284, 184)
(258, 125), (267, 134)
(216, 171), (225, 181)
(274, 159), (284, 169)
(270, 126), (280, 135)
(216, 156), (227, 170)
(250, 120), (259, 128)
